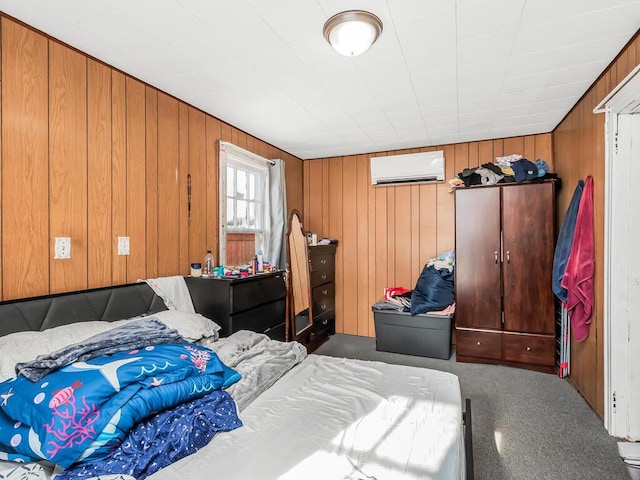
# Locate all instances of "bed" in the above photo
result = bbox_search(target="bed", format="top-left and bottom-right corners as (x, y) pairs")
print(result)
(0, 280), (473, 480)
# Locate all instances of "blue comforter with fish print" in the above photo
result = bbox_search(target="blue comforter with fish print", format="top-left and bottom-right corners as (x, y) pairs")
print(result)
(0, 342), (241, 468)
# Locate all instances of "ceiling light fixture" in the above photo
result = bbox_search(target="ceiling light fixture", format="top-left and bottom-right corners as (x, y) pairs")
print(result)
(323, 10), (383, 57)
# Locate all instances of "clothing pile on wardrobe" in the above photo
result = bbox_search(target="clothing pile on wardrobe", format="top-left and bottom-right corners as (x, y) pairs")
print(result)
(448, 154), (558, 190)
(372, 249), (455, 316)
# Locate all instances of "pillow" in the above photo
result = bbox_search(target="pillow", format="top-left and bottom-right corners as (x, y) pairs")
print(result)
(149, 310), (221, 343)
(0, 311), (221, 381)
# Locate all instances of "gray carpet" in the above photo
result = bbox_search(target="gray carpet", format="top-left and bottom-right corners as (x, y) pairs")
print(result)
(314, 334), (631, 480)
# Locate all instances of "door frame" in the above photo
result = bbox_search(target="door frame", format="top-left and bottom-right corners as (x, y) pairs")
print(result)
(595, 64), (640, 439)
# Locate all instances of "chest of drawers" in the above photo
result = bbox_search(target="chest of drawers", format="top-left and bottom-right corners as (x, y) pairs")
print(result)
(306, 244), (337, 349)
(185, 271), (286, 340)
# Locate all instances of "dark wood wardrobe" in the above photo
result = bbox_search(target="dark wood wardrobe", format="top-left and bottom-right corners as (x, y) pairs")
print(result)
(454, 181), (556, 373)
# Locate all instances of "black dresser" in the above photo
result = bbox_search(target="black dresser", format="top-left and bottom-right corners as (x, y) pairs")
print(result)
(185, 271), (286, 340)
(305, 244), (337, 350)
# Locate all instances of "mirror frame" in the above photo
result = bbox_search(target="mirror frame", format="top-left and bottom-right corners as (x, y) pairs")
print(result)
(285, 209), (313, 341)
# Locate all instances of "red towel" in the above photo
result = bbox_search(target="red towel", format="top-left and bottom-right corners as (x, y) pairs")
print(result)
(561, 175), (594, 342)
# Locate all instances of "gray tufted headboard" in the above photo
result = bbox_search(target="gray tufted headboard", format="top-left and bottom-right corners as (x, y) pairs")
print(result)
(0, 283), (168, 337)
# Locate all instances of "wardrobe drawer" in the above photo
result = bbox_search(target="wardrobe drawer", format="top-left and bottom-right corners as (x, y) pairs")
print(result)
(456, 329), (502, 360)
(503, 333), (555, 366)
(312, 282), (335, 317)
(309, 253), (334, 272)
(310, 269), (334, 287)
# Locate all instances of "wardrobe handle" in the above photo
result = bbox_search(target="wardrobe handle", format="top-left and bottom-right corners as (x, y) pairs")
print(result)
(494, 251), (498, 263)
(506, 250), (511, 263)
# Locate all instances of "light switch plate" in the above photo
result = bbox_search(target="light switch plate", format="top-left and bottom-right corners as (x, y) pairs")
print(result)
(118, 236), (130, 256)
(54, 237), (71, 259)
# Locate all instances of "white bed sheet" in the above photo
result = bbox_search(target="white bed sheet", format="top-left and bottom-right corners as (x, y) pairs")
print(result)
(150, 354), (465, 480)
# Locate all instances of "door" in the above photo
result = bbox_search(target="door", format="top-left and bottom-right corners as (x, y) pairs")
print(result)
(607, 111), (640, 440)
(454, 187), (502, 329)
(502, 183), (555, 334)
(598, 65), (640, 440)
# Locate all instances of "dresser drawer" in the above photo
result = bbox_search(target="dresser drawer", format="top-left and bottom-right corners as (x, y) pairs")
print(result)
(309, 253), (334, 272)
(456, 329), (502, 360)
(312, 282), (335, 317)
(231, 298), (286, 334)
(313, 314), (335, 335)
(503, 333), (555, 366)
(230, 274), (285, 314)
(310, 269), (334, 287)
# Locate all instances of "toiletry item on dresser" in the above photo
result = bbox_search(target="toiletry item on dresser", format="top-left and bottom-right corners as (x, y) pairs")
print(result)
(203, 250), (215, 276)
(257, 250), (264, 272)
(190, 263), (202, 277)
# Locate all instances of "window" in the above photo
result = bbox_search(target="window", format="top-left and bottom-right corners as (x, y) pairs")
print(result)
(219, 142), (270, 266)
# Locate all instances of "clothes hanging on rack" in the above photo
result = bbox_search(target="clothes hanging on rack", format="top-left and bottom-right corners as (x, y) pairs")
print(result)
(561, 175), (595, 342)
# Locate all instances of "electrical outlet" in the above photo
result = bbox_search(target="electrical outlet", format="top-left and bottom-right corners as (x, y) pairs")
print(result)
(54, 237), (71, 259)
(118, 236), (130, 256)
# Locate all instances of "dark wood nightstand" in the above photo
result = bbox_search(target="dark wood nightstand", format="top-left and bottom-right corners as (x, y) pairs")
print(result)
(185, 271), (286, 340)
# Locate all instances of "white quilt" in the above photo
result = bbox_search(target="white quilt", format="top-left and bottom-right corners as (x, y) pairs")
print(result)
(149, 354), (465, 480)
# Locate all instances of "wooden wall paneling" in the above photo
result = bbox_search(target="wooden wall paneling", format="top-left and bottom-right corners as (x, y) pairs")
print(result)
(551, 32), (640, 417)
(48, 41), (87, 294)
(410, 184), (421, 288)
(87, 59), (112, 288)
(205, 116), (221, 259)
(436, 144), (455, 254)
(503, 136), (524, 157)
(356, 154), (370, 336)
(188, 107), (207, 267)
(328, 157), (344, 332)
(524, 135), (536, 162)
(111, 71), (127, 285)
(0, 21), (2, 298)
(593, 82), (607, 417)
(386, 185), (396, 288)
(419, 184), (438, 266)
(221, 122), (232, 142)
(468, 142), (479, 168)
(322, 159), (330, 236)
(1, 19), (49, 299)
(367, 163), (378, 337)
(178, 102), (189, 276)
(536, 133), (554, 170)
(284, 153), (303, 215)
(302, 161), (312, 220)
(303, 134), (555, 337)
(302, 160), (308, 221)
(478, 140), (494, 164)
(394, 185), (412, 290)
(374, 185), (388, 324)
(145, 87), (159, 278)
(493, 138), (504, 158)
(156, 93), (180, 276)
(306, 160), (324, 236)
(341, 155), (357, 334)
(125, 77), (146, 282)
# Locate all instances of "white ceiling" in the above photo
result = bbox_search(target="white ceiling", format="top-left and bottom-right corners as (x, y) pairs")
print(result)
(0, 1), (639, 160)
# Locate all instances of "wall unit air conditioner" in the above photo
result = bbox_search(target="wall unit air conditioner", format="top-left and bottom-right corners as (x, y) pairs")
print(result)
(370, 150), (445, 186)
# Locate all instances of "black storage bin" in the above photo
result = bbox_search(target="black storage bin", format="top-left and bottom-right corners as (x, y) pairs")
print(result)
(372, 308), (453, 359)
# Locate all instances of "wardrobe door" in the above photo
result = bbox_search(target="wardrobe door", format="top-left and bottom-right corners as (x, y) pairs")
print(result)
(502, 182), (555, 334)
(455, 187), (502, 330)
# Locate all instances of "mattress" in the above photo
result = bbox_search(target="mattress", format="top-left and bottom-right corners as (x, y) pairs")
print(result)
(150, 354), (465, 480)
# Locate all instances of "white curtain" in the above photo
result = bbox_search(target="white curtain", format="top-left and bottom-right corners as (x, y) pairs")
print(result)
(266, 159), (287, 268)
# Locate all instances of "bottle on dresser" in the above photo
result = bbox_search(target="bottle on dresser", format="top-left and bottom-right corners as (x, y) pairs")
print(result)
(203, 250), (215, 277)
